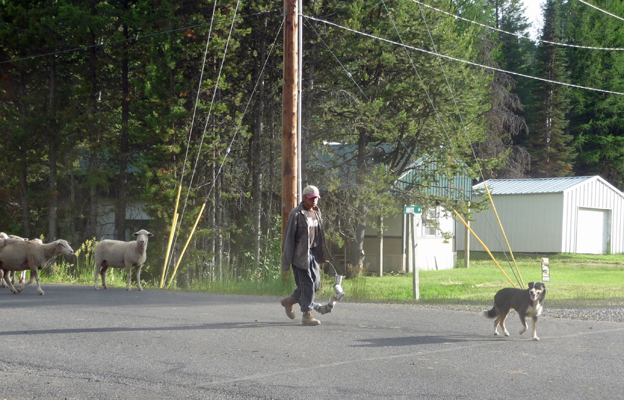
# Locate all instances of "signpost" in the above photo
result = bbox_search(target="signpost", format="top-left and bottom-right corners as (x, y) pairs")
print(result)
(405, 206), (422, 300)
(542, 258), (550, 282)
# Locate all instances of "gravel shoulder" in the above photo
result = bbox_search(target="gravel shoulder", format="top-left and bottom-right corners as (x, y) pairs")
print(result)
(418, 303), (624, 322)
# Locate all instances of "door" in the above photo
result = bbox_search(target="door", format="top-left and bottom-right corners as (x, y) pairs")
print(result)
(576, 208), (609, 254)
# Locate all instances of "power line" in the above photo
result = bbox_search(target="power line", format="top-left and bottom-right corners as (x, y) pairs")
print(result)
(577, 0), (624, 22)
(412, 0), (624, 51)
(302, 14), (624, 96)
(409, 1), (522, 287)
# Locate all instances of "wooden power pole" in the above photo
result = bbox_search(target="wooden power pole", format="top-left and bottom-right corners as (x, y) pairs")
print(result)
(282, 0), (299, 237)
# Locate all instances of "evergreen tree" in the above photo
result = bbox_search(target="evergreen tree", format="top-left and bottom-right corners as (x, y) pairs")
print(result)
(477, 0), (532, 178)
(306, 0), (495, 267)
(527, 0), (574, 177)
(565, 0), (624, 188)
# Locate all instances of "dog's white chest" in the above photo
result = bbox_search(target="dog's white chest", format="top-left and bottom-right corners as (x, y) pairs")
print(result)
(526, 302), (543, 317)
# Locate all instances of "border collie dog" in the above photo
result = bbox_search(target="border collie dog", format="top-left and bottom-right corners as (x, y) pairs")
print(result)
(482, 282), (547, 341)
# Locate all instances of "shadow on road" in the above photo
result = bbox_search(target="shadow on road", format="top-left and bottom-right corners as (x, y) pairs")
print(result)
(0, 321), (293, 337)
(354, 335), (496, 347)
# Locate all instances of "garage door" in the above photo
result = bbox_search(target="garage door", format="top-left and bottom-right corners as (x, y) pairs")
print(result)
(576, 208), (609, 254)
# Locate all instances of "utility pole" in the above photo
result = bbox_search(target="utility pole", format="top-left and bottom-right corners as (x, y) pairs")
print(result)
(282, 0), (299, 237)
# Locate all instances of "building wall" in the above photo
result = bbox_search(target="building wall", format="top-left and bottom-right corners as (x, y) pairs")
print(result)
(562, 178), (624, 253)
(456, 193), (564, 253)
(362, 208), (457, 273)
(457, 177), (624, 254)
(97, 198), (153, 240)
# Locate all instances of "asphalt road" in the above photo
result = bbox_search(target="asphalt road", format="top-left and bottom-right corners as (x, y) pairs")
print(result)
(1, 284), (623, 399)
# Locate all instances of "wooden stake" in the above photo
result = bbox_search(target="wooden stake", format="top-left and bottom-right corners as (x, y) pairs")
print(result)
(454, 210), (515, 287)
(160, 184), (182, 288)
(484, 183), (524, 288)
(167, 202), (206, 289)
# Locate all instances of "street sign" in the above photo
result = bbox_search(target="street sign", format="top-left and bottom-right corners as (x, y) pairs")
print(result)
(404, 205), (422, 215)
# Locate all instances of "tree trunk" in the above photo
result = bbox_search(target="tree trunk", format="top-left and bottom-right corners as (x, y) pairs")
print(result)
(19, 158), (30, 238)
(48, 56), (58, 241)
(350, 132), (370, 270)
(88, 16), (99, 240)
(116, 10), (129, 240)
(301, 34), (317, 186)
(18, 71), (30, 238)
(216, 171), (223, 282)
(252, 19), (266, 274)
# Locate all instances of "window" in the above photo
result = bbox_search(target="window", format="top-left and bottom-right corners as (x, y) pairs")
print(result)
(423, 207), (439, 237)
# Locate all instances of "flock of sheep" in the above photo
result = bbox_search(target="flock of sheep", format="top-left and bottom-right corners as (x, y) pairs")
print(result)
(0, 229), (154, 295)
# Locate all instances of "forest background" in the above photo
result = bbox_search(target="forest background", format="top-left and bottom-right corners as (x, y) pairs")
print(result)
(1, 0), (623, 288)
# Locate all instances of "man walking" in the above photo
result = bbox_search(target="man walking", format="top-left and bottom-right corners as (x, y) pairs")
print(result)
(280, 185), (333, 326)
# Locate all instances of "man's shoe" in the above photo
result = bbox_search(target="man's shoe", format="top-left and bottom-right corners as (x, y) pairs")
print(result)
(280, 297), (296, 319)
(302, 311), (321, 326)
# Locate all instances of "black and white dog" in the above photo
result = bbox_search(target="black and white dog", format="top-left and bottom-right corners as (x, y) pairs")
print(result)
(482, 281), (547, 341)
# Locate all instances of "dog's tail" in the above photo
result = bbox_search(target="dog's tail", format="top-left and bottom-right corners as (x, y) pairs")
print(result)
(482, 307), (498, 319)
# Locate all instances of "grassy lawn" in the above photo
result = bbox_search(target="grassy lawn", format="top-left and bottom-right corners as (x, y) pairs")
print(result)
(340, 251), (624, 307)
(37, 251), (624, 307)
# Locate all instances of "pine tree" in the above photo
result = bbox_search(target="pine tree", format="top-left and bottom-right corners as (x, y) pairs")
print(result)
(565, 0), (624, 188)
(478, 0), (532, 178)
(527, 0), (574, 177)
(306, 0), (495, 267)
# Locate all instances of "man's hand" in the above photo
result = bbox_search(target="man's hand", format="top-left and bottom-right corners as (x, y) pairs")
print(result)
(281, 270), (290, 284)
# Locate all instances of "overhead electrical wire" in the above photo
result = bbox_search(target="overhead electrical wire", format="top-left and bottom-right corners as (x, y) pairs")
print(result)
(412, 1), (523, 287)
(165, 0), (242, 288)
(380, 0), (522, 286)
(161, 0), (220, 288)
(302, 14), (624, 97)
(577, 0), (624, 22)
(165, 11), (285, 288)
(411, 0), (624, 51)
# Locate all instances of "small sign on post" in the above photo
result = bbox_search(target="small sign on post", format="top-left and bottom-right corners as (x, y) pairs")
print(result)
(541, 258), (550, 282)
(404, 205), (422, 215)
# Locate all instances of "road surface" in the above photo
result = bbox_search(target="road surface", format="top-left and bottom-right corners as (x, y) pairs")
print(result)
(1, 284), (623, 399)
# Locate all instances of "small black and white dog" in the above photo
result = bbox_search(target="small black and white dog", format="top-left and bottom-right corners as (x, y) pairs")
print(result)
(482, 282), (547, 341)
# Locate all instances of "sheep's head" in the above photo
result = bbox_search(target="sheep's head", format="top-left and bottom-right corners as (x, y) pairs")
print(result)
(54, 239), (75, 256)
(133, 229), (154, 247)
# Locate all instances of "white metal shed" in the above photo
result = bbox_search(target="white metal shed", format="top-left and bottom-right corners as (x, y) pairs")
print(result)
(455, 176), (624, 254)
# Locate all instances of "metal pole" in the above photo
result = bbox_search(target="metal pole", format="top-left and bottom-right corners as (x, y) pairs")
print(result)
(465, 219), (470, 268)
(412, 213), (419, 300)
(378, 215), (383, 277)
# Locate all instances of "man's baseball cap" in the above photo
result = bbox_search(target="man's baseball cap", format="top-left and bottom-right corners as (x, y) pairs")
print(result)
(302, 185), (321, 199)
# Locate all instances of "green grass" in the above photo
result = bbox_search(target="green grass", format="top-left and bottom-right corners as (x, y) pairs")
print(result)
(340, 252), (624, 307)
(34, 251), (624, 307)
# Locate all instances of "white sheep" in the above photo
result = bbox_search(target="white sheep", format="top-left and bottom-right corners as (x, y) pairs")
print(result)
(0, 239), (74, 295)
(0, 233), (29, 286)
(94, 229), (154, 291)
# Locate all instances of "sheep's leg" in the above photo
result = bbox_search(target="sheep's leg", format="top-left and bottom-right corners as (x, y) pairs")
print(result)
(136, 265), (143, 291)
(19, 270), (26, 284)
(94, 262), (100, 290)
(31, 269), (44, 295)
(2, 270), (21, 294)
(100, 265), (109, 289)
(20, 271), (35, 289)
(125, 265), (133, 291)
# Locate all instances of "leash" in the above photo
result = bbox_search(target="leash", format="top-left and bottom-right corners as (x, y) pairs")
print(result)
(315, 261), (345, 313)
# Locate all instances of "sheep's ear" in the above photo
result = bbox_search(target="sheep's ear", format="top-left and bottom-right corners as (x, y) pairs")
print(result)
(148, 232), (154, 237)
(133, 231), (139, 237)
